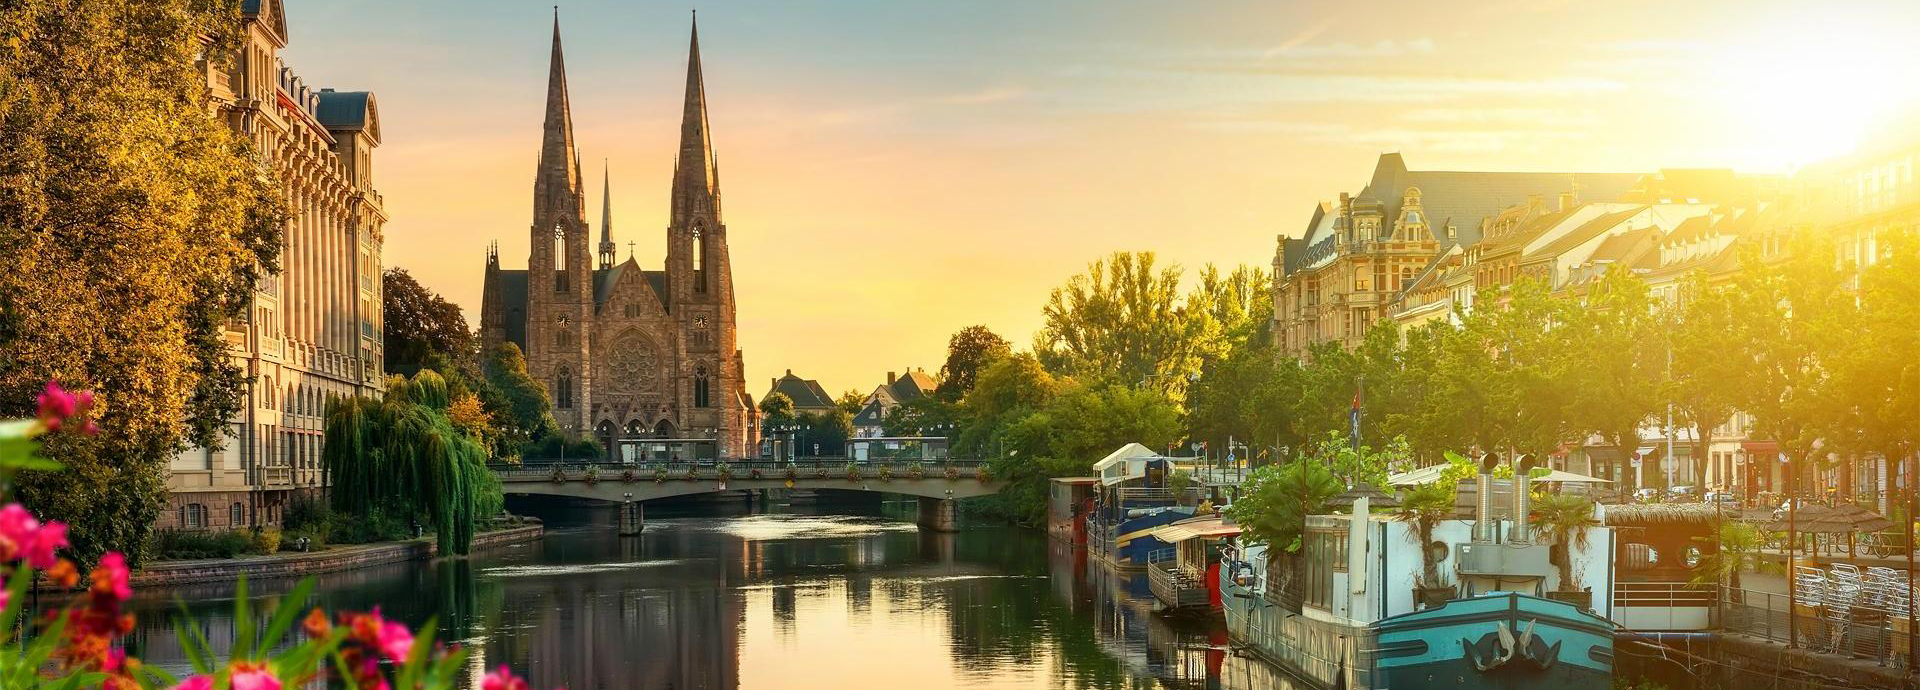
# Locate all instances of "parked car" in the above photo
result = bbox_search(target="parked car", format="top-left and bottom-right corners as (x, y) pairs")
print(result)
(1702, 491), (1739, 508)
(1633, 487), (1663, 503)
(1667, 486), (1699, 502)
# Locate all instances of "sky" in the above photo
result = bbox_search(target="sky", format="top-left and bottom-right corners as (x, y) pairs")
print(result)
(277, 0), (1920, 395)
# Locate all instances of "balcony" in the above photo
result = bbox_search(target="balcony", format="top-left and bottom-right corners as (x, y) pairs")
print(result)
(260, 466), (292, 487)
(1147, 549), (1211, 610)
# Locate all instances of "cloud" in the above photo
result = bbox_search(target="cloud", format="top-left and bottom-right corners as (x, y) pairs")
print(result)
(935, 86), (1029, 105)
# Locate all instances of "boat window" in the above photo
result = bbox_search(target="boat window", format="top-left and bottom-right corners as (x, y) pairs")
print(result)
(1302, 530), (1348, 610)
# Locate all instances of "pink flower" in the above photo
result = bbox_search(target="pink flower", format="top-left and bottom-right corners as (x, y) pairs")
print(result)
(229, 665), (281, 690)
(482, 666), (531, 690)
(95, 552), (131, 602)
(0, 503), (66, 568)
(169, 677), (213, 690)
(377, 620), (415, 662)
(37, 382), (75, 429)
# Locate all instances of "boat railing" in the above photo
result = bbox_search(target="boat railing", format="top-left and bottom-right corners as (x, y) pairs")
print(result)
(1148, 549), (1209, 608)
(1113, 487), (1206, 504)
(1610, 581), (1717, 631)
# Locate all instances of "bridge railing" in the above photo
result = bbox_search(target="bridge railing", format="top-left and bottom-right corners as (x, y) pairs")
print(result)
(490, 457), (990, 482)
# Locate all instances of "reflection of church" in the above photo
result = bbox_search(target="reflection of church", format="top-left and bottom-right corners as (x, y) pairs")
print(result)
(480, 13), (756, 457)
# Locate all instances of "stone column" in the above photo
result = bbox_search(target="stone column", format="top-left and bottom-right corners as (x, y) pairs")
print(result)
(916, 496), (958, 533)
(618, 501), (644, 536)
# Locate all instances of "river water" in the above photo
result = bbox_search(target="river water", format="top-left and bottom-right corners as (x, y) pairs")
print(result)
(121, 499), (1302, 689)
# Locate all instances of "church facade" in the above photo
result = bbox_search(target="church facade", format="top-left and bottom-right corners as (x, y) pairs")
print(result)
(480, 15), (756, 457)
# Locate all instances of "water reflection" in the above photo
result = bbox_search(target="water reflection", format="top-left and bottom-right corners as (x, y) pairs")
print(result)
(119, 501), (1298, 689)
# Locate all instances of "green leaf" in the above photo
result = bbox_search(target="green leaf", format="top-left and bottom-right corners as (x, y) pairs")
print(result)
(174, 599), (216, 675)
(0, 560), (34, 634)
(232, 576), (254, 660)
(257, 577), (314, 654)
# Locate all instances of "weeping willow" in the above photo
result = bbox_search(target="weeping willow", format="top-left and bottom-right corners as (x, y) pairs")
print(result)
(322, 370), (499, 555)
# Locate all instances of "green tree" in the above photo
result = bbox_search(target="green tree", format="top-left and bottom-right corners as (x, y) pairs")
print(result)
(956, 353), (1064, 456)
(1, 0), (286, 564)
(1532, 493), (1599, 591)
(323, 370), (500, 555)
(1396, 479), (1459, 591)
(383, 268), (473, 372)
(1847, 231), (1920, 507)
(1034, 252), (1203, 397)
(934, 325), (1012, 402)
(1732, 233), (1854, 502)
(834, 389), (865, 416)
(758, 392), (796, 435)
(1225, 459), (1343, 553)
(1664, 271), (1750, 490)
(882, 395), (960, 437)
(1568, 266), (1664, 487)
(1185, 264), (1272, 365)
(796, 409), (854, 457)
(480, 343), (553, 457)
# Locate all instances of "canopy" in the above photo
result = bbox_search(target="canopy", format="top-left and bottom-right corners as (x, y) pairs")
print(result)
(1771, 504), (1895, 533)
(1533, 469), (1612, 484)
(1387, 464), (1449, 487)
(1334, 482), (1400, 508)
(1093, 443), (1160, 486)
(1149, 516), (1242, 544)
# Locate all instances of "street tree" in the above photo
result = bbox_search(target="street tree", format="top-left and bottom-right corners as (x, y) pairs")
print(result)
(758, 392), (796, 435)
(1664, 271), (1751, 490)
(1568, 266), (1664, 487)
(2, 0), (286, 563)
(1034, 252), (1202, 397)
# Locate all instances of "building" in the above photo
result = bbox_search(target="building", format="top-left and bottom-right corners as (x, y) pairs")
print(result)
(479, 15), (757, 458)
(161, 0), (387, 531)
(764, 370), (836, 417)
(1271, 153), (1639, 356)
(852, 368), (938, 437)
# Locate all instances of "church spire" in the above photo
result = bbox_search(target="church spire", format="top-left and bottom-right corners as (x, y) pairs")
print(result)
(671, 11), (720, 222)
(536, 8), (582, 211)
(598, 160), (615, 269)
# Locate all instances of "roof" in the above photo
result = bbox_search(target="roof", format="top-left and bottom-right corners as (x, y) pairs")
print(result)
(1524, 206), (1648, 261)
(590, 263), (669, 311)
(1051, 477), (1101, 485)
(313, 91), (377, 143)
(768, 370), (834, 409)
(1603, 503), (1720, 527)
(1149, 515), (1242, 544)
(1355, 153), (1640, 250)
(1584, 225), (1660, 263)
(889, 369), (938, 401)
(1093, 443), (1160, 485)
(852, 399), (885, 427)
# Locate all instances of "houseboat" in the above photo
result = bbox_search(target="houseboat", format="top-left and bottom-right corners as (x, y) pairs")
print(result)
(1146, 514), (1239, 612)
(1047, 476), (1100, 545)
(1087, 444), (1199, 570)
(1219, 455), (1618, 690)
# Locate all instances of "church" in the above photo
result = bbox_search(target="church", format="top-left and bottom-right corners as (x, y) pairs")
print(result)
(480, 14), (757, 457)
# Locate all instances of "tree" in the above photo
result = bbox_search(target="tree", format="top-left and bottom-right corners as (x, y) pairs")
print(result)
(383, 269), (473, 372)
(1396, 479), (1458, 595)
(1, 0), (285, 564)
(323, 370), (500, 555)
(1733, 234), (1854, 504)
(1664, 271), (1750, 492)
(1185, 264), (1272, 364)
(956, 353), (1064, 456)
(834, 389), (866, 416)
(480, 343), (553, 457)
(882, 395), (960, 437)
(1225, 459), (1343, 553)
(1567, 267), (1664, 487)
(796, 409), (854, 457)
(758, 392), (796, 435)
(1532, 493), (1599, 592)
(1034, 252), (1204, 397)
(934, 326), (1011, 402)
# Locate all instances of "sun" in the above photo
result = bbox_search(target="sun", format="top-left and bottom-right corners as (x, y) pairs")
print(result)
(1704, 11), (1920, 169)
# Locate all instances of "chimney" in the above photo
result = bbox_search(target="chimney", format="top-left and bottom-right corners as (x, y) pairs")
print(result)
(1474, 452), (1499, 542)
(886, 372), (896, 385)
(1512, 454), (1540, 543)
(1559, 191), (1575, 212)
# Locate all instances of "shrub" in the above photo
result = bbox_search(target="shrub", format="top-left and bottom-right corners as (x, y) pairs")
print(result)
(251, 527), (282, 554)
(149, 529), (258, 560)
(281, 526), (327, 551)
(285, 494), (331, 531)
(327, 509), (410, 545)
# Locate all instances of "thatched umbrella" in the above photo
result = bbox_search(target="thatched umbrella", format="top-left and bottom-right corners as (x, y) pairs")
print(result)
(1336, 482), (1400, 509)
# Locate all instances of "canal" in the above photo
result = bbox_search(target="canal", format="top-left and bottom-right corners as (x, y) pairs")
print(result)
(118, 498), (1302, 689)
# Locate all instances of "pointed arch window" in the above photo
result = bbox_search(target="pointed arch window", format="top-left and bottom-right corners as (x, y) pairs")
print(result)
(693, 366), (711, 408)
(555, 368), (574, 409)
(554, 224), (570, 292)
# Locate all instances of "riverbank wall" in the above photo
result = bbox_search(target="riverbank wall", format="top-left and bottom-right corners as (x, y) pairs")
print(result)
(129, 524), (543, 588)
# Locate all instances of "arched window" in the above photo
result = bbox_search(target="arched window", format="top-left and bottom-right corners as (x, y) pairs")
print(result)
(693, 366), (711, 408)
(554, 224), (570, 292)
(555, 368), (573, 409)
(230, 503), (245, 527)
(262, 377), (275, 408)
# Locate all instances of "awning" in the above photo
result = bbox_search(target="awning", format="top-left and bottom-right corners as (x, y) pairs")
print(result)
(1740, 441), (1779, 454)
(1583, 446), (1626, 464)
(1634, 446), (1655, 459)
(1149, 516), (1242, 544)
(1533, 469), (1613, 484)
(1092, 443), (1159, 486)
(1387, 464), (1449, 487)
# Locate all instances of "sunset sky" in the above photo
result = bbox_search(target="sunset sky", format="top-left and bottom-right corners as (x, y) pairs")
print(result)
(278, 0), (1920, 395)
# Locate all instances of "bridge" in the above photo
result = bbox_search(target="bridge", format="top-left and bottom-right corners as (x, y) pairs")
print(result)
(492, 458), (999, 534)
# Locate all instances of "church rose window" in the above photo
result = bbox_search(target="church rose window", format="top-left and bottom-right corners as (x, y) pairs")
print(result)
(604, 330), (660, 395)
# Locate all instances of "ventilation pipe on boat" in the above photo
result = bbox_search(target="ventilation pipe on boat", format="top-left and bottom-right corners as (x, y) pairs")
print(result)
(1474, 452), (1499, 542)
(1511, 454), (1539, 543)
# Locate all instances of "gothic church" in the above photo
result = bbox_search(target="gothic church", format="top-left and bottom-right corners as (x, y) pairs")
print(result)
(480, 15), (756, 456)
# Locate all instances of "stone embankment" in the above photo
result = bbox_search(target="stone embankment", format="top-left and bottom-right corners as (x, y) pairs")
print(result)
(129, 524), (543, 588)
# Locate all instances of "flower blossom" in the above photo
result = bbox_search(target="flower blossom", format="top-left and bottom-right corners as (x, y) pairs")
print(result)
(0, 503), (69, 568)
(229, 663), (282, 690)
(168, 677), (213, 690)
(482, 666), (532, 690)
(377, 619), (415, 662)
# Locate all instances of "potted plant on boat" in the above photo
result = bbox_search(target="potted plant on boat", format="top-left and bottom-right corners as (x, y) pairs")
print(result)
(1534, 492), (1599, 609)
(1395, 480), (1458, 609)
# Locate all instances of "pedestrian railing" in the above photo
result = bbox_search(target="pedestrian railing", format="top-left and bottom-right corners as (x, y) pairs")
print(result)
(1722, 579), (1917, 669)
(487, 457), (988, 482)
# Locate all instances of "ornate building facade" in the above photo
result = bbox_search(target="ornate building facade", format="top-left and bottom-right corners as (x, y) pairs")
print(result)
(480, 16), (756, 457)
(163, 0), (386, 530)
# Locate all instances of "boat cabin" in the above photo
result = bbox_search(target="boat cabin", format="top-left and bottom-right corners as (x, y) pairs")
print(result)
(1048, 477), (1100, 544)
(1602, 502), (1720, 631)
(1146, 514), (1240, 610)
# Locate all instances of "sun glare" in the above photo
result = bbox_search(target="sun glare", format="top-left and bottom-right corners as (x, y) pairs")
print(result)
(1707, 15), (1920, 170)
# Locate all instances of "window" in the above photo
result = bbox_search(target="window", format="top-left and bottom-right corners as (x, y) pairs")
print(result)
(692, 225), (708, 293)
(182, 503), (207, 529)
(693, 367), (711, 408)
(262, 377), (275, 408)
(1302, 531), (1347, 609)
(555, 368), (573, 409)
(554, 224), (570, 293)
(230, 503), (245, 527)
(692, 316), (711, 348)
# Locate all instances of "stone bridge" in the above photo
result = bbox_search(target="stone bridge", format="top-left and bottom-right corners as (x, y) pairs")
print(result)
(492, 459), (999, 534)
